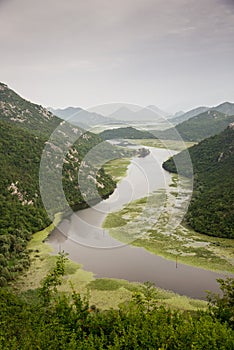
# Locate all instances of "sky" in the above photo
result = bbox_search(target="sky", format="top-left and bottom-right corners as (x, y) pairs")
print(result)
(0, 0), (234, 113)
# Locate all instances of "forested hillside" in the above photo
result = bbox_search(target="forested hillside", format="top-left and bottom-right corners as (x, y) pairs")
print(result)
(0, 83), (120, 286)
(99, 126), (156, 140)
(0, 82), (61, 138)
(154, 110), (234, 142)
(163, 125), (234, 238)
(0, 119), (118, 285)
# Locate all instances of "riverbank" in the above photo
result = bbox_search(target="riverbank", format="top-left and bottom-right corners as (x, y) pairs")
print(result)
(131, 138), (196, 151)
(103, 191), (234, 274)
(15, 141), (231, 308)
(16, 224), (207, 311)
(103, 157), (131, 181)
(102, 141), (233, 274)
(15, 156), (209, 309)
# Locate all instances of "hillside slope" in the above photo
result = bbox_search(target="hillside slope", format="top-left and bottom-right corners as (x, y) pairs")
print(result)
(163, 125), (234, 238)
(171, 102), (234, 125)
(99, 126), (156, 140)
(0, 82), (61, 138)
(0, 83), (120, 286)
(154, 110), (234, 142)
(0, 119), (117, 286)
(171, 106), (209, 124)
(49, 106), (112, 128)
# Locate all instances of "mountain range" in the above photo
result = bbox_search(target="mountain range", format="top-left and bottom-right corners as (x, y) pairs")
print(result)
(49, 105), (170, 125)
(50, 102), (234, 128)
(108, 105), (169, 122)
(48, 106), (114, 128)
(170, 102), (234, 124)
(153, 110), (234, 142)
(0, 81), (233, 284)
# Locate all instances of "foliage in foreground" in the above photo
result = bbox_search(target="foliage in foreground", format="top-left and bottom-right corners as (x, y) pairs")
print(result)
(0, 254), (233, 350)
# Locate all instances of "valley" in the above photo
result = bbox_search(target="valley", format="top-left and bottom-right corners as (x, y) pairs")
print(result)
(0, 83), (233, 349)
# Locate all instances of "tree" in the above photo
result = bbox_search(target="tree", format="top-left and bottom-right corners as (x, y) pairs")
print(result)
(207, 277), (234, 329)
(39, 251), (68, 303)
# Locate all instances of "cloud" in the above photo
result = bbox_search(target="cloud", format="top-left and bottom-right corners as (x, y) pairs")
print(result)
(0, 0), (233, 110)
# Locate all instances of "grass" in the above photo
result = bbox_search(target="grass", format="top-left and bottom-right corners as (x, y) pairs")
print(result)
(131, 139), (196, 151)
(103, 158), (131, 181)
(15, 225), (94, 294)
(15, 144), (229, 311)
(87, 278), (207, 311)
(15, 214), (208, 312)
(103, 192), (234, 274)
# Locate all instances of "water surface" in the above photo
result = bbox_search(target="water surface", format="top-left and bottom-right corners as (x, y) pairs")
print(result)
(48, 147), (228, 299)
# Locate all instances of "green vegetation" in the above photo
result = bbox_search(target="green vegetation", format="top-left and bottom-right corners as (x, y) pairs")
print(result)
(103, 192), (234, 273)
(1, 255), (233, 349)
(0, 82), (61, 138)
(163, 126), (234, 238)
(132, 138), (196, 151)
(0, 119), (117, 285)
(154, 110), (234, 142)
(1, 82), (233, 348)
(207, 277), (234, 328)
(103, 158), (131, 181)
(0, 83), (119, 285)
(16, 225), (208, 312)
(99, 126), (157, 140)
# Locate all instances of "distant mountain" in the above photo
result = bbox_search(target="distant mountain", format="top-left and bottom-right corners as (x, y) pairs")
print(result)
(146, 105), (169, 117)
(171, 106), (209, 124)
(99, 126), (156, 140)
(211, 101), (234, 115)
(171, 102), (234, 125)
(163, 125), (234, 238)
(108, 106), (136, 121)
(0, 82), (60, 138)
(48, 106), (83, 119)
(109, 106), (165, 122)
(154, 110), (234, 142)
(170, 110), (185, 119)
(48, 106), (112, 128)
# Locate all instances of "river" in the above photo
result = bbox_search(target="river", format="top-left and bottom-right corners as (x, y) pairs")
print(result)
(48, 146), (227, 299)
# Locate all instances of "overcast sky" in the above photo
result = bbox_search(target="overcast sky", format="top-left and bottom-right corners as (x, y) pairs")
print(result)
(0, 0), (234, 113)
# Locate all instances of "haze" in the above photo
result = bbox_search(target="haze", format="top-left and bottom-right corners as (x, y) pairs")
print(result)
(0, 0), (234, 112)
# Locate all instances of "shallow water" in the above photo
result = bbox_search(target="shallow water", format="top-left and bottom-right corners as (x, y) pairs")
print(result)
(48, 147), (228, 299)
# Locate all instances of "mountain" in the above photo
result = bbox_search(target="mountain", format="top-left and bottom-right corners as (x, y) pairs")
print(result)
(99, 126), (157, 140)
(171, 106), (209, 124)
(211, 101), (234, 115)
(0, 83), (119, 286)
(48, 106), (112, 128)
(146, 105), (169, 117)
(163, 125), (234, 238)
(170, 102), (234, 125)
(108, 106), (136, 121)
(153, 110), (234, 142)
(48, 106), (83, 119)
(0, 82), (60, 138)
(109, 106), (165, 122)
(170, 110), (185, 119)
